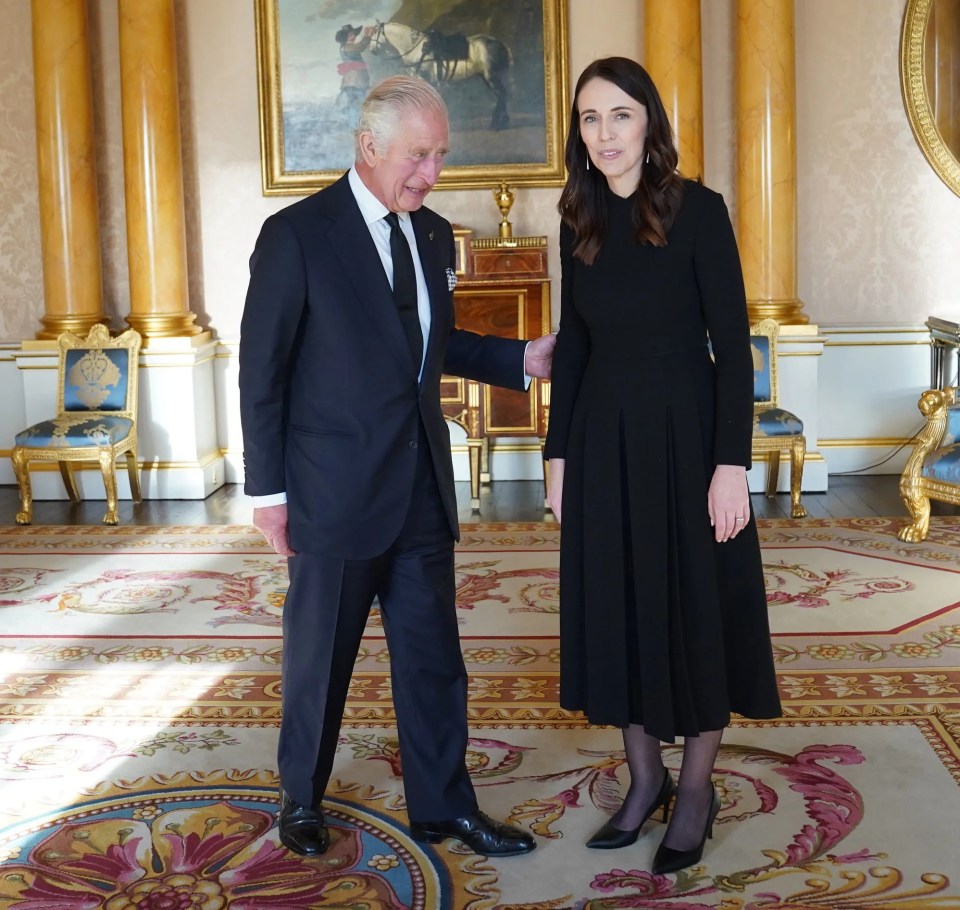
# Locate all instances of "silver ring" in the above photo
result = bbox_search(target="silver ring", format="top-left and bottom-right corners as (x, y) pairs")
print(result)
(735, 517), (745, 523)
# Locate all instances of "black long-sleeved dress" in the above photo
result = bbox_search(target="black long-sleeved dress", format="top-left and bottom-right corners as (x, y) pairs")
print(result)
(544, 180), (781, 740)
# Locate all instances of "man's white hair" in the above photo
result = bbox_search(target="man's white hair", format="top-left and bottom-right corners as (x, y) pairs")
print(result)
(355, 76), (448, 158)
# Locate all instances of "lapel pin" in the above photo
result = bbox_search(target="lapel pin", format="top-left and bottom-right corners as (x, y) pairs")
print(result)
(429, 231), (434, 241)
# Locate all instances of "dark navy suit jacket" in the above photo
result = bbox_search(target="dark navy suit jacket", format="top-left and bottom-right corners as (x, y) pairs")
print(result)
(239, 173), (526, 558)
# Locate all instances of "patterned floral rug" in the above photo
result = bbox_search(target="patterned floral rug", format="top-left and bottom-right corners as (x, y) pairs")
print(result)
(0, 517), (959, 909)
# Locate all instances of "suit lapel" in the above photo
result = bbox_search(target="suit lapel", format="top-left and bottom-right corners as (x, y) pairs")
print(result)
(325, 178), (415, 375)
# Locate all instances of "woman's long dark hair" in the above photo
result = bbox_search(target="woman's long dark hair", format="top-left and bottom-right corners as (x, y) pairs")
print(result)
(559, 57), (684, 264)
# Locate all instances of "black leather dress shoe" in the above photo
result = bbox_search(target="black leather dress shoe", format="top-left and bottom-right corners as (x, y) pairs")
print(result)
(409, 810), (535, 856)
(278, 790), (329, 856)
(587, 768), (677, 849)
(652, 785), (721, 875)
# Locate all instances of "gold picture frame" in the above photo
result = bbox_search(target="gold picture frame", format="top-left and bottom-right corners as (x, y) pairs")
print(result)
(254, 0), (569, 195)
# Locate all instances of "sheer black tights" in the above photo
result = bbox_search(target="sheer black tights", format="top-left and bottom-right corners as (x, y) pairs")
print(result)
(612, 724), (722, 851)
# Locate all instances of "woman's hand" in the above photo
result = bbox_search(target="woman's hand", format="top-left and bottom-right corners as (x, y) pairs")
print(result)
(708, 464), (750, 543)
(546, 458), (565, 523)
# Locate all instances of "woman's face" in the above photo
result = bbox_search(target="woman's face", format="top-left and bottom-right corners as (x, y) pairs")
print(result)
(576, 77), (648, 197)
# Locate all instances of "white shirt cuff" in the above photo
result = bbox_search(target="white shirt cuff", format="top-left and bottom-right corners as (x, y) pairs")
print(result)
(522, 341), (533, 390)
(250, 492), (287, 507)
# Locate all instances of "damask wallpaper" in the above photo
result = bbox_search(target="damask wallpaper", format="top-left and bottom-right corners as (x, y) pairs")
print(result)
(0, 1), (43, 342)
(795, 1), (960, 325)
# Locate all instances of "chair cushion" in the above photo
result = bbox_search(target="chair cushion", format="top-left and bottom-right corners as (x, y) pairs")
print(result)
(923, 442), (960, 484)
(15, 415), (134, 448)
(754, 407), (804, 437)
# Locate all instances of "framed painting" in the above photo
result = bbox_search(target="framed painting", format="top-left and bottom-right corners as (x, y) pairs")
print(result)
(254, 0), (569, 194)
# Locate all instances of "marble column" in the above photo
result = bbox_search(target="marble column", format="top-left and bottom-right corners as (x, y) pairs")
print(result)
(644, 0), (703, 179)
(735, 0), (807, 324)
(118, 0), (201, 338)
(31, 0), (107, 339)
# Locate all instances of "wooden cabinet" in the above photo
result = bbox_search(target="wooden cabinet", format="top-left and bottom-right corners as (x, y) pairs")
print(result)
(442, 231), (551, 510)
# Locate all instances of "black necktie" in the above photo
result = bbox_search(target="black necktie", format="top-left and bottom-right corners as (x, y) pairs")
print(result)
(384, 212), (423, 370)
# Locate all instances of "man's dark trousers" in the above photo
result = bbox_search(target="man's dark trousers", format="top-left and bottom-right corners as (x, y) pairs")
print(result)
(278, 421), (477, 821)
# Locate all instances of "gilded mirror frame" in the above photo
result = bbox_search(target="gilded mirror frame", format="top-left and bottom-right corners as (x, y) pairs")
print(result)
(900, 0), (960, 196)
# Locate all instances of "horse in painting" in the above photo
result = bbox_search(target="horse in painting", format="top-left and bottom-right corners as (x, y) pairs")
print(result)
(370, 20), (511, 130)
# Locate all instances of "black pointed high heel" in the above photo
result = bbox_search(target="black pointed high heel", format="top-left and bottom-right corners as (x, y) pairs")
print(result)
(586, 768), (677, 849)
(652, 784), (721, 874)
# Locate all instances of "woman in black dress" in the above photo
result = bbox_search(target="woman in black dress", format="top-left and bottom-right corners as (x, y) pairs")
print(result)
(544, 57), (781, 875)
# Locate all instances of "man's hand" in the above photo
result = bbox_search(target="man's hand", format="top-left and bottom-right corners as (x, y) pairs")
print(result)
(253, 503), (297, 557)
(524, 333), (557, 379)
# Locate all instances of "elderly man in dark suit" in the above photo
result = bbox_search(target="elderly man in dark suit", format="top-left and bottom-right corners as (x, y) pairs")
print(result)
(239, 76), (555, 858)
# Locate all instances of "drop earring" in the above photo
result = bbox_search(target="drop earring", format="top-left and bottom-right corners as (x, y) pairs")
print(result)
(645, 151), (650, 165)
(586, 157), (590, 170)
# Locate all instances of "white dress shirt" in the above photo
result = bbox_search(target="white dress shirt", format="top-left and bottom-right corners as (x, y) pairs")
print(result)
(348, 167), (431, 381)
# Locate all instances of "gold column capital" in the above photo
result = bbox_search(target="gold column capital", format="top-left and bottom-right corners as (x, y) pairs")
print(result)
(125, 313), (205, 338)
(38, 313), (112, 339)
(745, 299), (808, 325)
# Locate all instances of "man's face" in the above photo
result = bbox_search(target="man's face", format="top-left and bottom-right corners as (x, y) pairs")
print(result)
(359, 108), (449, 213)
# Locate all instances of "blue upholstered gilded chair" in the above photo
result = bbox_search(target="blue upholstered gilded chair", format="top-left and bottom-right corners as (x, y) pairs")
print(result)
(898, 387), (960, 541)
(750, 318), (807, 518)
(11, 324), (142, 525)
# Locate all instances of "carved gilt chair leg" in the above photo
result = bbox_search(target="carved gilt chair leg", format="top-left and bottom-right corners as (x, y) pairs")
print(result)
(790, 436), (807, 518)
(765, 449), (781, 498)
(467, 438), (482, 512)
(896, 387), (949, 543)
(99, 449), (120, 525)
(58, 462), (81, 502)
(126, 448), (143, 503)
(898, 483), (931, 542)
(11, 448), (34, 526)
